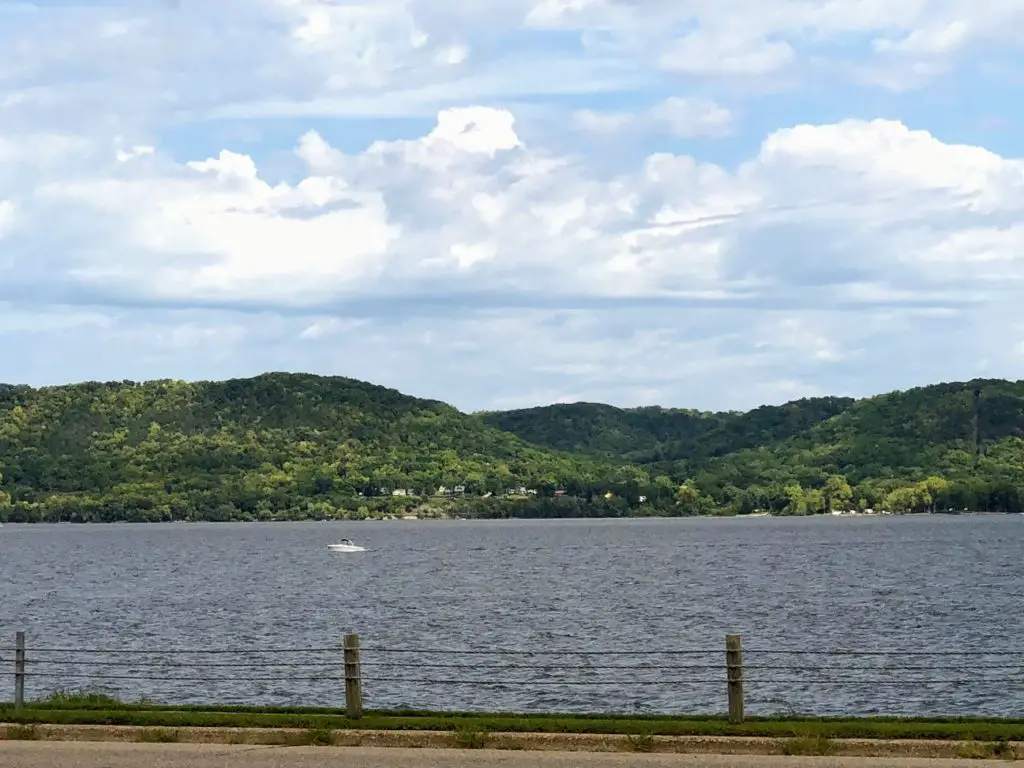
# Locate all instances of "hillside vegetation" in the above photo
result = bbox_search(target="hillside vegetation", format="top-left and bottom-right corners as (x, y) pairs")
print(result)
(0, 374), (639, 522)
(483, 379), (1024, 515)
(1, 373), (1024, 522)
(480, 397), (854, 464)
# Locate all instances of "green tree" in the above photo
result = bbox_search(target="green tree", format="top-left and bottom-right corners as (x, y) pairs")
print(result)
(803, 488), (825, 515)
(782, 483), (805, 515)
(823, 474), (853, 512)
(884, 485), (926, 514)
(920, 476), (950, 513)
(0, 470), (9, 509)
(675, 480), (712, 516)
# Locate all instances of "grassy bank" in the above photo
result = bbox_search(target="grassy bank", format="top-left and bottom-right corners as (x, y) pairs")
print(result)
(2, 695), (1023, 742)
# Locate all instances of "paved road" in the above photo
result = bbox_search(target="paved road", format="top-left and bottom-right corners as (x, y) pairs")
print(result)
(1, 743), (1021, 768)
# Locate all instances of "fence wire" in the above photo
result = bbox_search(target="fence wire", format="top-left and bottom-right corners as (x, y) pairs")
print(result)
(5, 636), (1023, 716)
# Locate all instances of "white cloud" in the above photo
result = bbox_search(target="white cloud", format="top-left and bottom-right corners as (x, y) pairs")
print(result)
(434, 43), (470, 65)
(416, 105), (522, 156)
(116, 145), (155, 163)
(19, 112), (1024, 310)
(575, 97), (732, 138)
(0, 304), (111, 334)
(0, 201), (15, 239)
(658, 33), (797, 77)
(0, 134), (93, 167)
(41, 165), (397, 304)
(648, 97), (733, 137)
(299, 318), (369, 339)
(572, 110), (634, 134)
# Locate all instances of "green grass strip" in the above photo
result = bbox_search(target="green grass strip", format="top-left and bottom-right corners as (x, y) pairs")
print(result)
(2, 704), (1023, 741)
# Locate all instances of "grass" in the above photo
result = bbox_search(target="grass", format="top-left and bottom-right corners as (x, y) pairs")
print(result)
(2, 694), (1023, 743)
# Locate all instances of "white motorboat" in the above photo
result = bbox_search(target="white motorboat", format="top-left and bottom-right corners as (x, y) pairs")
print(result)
(327, 538), (365, 552)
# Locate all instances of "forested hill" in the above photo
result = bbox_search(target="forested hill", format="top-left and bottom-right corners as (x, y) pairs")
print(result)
(0, 373), (631, 523)
(2, 373), (1024, 522)
(480, 379), (1024, 514)
(480, 380), (1024, 472)
(478, 397), (855, 464)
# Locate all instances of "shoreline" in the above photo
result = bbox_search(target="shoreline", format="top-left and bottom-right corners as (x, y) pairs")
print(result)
(1, 511), (1019, 525)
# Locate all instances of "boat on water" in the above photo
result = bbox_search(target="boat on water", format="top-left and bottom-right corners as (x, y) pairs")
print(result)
(327, 538), (365, 552)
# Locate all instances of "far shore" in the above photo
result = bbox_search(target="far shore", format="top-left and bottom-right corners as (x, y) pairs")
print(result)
(2, 510), (1018, 526)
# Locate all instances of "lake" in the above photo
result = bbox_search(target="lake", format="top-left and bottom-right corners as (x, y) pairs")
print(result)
(1, 515), (1021, 717)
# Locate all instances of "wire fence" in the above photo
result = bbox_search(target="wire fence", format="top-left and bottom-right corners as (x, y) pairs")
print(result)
(4, 632), (1023, 719)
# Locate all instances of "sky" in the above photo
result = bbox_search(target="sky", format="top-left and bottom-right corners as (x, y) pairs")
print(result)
(3, 0), (1024, 412)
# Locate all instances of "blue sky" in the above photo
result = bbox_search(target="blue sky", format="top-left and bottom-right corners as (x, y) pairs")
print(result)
(3, 0), (1024, 411)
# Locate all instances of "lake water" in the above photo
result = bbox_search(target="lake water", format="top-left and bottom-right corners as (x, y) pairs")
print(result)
(1, 516), (1022, 717)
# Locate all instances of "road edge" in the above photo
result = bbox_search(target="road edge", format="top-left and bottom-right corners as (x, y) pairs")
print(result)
(1, 723), (1021, 759)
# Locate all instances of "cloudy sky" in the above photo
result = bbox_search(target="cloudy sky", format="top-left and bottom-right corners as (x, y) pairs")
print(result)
(3, 0), (1024, 412)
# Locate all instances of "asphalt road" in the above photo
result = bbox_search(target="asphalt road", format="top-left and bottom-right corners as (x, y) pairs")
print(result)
(1, 743), (1021, 768)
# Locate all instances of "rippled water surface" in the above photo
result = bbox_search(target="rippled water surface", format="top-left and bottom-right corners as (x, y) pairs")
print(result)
(1, 515), (1022, 716)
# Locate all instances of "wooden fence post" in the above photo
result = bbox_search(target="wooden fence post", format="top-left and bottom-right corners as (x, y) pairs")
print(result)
(343, 633), (363, 719)
(14, 631), (25, 711)
(726, 634), (744, 724)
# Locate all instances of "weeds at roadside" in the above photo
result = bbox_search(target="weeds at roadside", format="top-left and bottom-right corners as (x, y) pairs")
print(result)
(957, 742), (992, 760)
(627, 733), (656, 752)
(136, 728), (180, 743)
(281, 727), (336, 746)
(333, 732), (364, 747)
(4, 725), (39, 741)
(956, 740), (1019, 761)
(778, 735), (837, 756)
(991, 739), (1018, 760)
(451, 726), (489, 749)
(307, 727), (335, 746)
